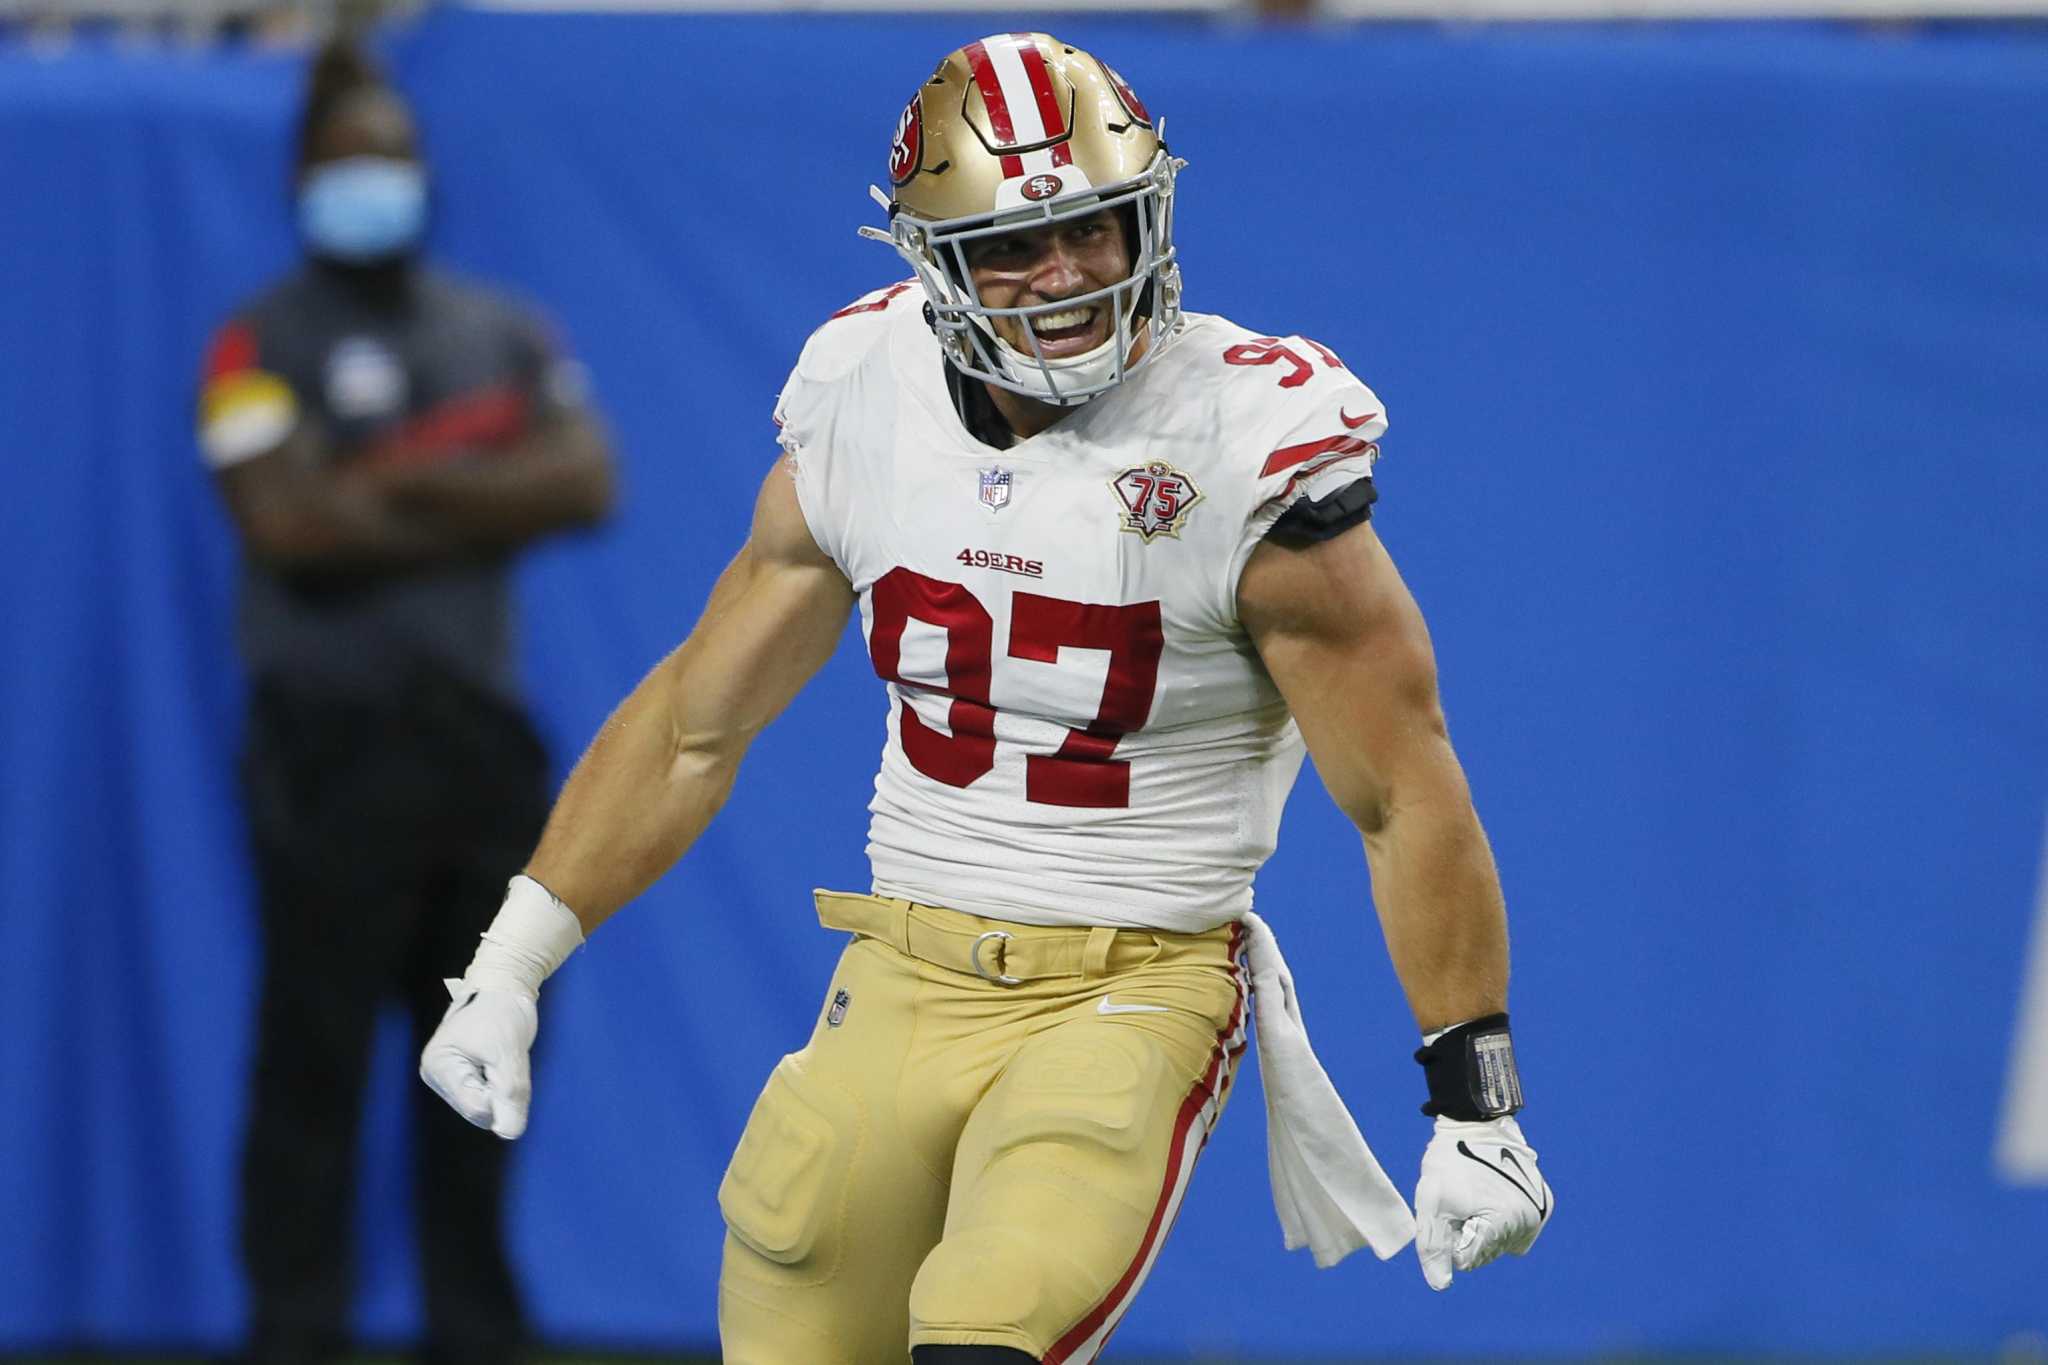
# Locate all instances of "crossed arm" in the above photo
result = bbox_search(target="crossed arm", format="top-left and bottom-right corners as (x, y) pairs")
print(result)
(213, 405), (614, 575)
(1237, 522), (1509, 1034)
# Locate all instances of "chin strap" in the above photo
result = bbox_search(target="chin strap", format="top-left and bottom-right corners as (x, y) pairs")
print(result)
(988, 331), (1123, 406)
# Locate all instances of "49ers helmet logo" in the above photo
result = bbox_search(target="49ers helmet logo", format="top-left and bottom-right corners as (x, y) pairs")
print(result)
(1021, 173), (1061, 201)
(1112, 460), (1203, 542)
(889, 94), (924, 186)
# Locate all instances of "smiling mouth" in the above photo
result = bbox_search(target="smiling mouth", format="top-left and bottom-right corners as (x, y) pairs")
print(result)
(1022, 304), (1106, 357)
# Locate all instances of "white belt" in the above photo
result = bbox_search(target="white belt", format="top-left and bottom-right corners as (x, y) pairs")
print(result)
(1240, 910), (1417, 1266)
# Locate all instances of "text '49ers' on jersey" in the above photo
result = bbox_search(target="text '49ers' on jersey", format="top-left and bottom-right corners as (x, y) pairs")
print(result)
(776, 282), (1387, 934)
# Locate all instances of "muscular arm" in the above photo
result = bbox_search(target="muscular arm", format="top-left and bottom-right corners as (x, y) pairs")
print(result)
(1239, 522), (1508, 1034)
(523, 456), (856, 932)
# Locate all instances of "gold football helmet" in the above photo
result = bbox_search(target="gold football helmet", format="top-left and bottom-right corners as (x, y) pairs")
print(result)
(865, 33), (1185, 406)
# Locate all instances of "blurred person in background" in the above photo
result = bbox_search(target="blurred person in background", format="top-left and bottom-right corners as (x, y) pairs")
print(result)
(419, 29), (1547, 1365)
(194, 33), (614, 1365)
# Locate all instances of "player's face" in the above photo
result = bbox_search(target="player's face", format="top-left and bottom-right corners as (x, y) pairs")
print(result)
(964, 210), (1133, 361)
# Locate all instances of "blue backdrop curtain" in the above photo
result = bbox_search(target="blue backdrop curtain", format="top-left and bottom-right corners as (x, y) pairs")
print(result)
(1, 11), (2045, 1356)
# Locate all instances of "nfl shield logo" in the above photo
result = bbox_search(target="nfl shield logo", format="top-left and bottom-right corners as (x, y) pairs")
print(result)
(978, 466), (1012, 514)
(827, 988), (851, 1028)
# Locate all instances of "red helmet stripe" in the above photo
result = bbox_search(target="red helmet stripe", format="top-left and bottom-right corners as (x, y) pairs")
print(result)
(962, 39), (1019, 148)
(1010, 34), (1069, 140)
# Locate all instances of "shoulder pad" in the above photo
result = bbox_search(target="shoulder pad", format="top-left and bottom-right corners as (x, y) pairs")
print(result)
(1234, 333), (1388, 493)
(791, 279), (920, 386)
(775, 279), (923, 450)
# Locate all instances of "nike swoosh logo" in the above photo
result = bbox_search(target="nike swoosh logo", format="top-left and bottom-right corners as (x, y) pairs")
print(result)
(1097, 997), (1170, 1015)
(1457, 1140), (1552, 1222)
(1339, 408), (1380, 429)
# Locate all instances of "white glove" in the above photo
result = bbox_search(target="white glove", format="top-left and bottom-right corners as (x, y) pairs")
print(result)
(418, 874), (584, 1140)
(420, 983), (539, 1139)
(1414, 1114), (1554, 1290)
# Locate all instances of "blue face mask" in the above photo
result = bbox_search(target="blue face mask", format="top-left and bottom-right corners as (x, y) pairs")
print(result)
(298, 156), (427, 263)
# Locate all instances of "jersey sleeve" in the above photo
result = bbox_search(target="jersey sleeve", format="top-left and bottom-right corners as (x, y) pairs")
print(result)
(1225, 338), (1388, 591)
(196, 315), (301, 470)
(771, 353), (840, 570)
(773, 280), (918, 577)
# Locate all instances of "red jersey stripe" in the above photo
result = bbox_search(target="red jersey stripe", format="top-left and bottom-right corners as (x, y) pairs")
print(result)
(1260, 433), (1371, 478)
(1277, 452), (1372, 502)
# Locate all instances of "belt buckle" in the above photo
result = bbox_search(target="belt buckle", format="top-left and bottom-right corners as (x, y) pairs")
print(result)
(969, 930), (1021, 986)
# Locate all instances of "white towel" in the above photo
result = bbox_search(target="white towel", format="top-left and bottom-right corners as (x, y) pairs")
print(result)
(1240, 910), (1416, 1267)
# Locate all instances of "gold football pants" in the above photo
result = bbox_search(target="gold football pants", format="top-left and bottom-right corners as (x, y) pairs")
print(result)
(716, 891), (1248, 1364)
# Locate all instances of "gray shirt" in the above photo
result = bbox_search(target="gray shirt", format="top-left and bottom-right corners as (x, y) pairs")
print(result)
(200, 263), (570, 706)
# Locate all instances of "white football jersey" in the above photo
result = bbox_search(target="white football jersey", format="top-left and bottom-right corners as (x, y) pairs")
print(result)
(776, 282), (1387, 933)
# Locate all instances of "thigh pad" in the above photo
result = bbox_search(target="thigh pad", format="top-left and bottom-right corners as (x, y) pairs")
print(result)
(718, 1056), (863, 1279)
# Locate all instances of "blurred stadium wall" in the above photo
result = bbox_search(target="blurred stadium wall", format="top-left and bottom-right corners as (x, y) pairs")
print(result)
(2, 3), (2046, 1359)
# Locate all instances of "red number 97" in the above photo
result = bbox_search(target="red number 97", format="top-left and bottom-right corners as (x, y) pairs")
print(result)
(1222, 336), (1344, 388)
(866, 568), (1165, 809)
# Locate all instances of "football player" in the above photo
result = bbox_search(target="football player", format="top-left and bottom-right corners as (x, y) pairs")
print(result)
(421, 33), (1553, 1364)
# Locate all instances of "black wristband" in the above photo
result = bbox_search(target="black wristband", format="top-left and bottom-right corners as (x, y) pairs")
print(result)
(1414, 1012), (1524, 1120)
